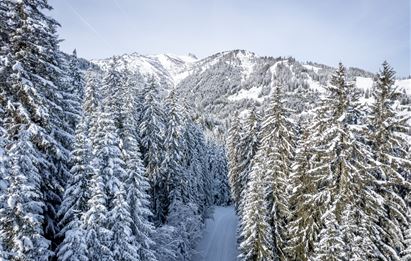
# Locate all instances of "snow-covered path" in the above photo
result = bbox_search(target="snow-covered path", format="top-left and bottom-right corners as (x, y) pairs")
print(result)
(193, 206), (238, 261)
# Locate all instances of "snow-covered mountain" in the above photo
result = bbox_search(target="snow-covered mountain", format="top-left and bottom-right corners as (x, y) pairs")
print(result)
(90, 50), (411, 130)
(92, 52), (197, 87)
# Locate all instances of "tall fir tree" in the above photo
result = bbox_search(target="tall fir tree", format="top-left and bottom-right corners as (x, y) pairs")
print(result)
(309, 63), (383, 259)
(56, 115), (93, 261)
(164, 89), (188, 215)
(121, 70), (157, 261)
(237, 106), (261, 216)
(227, 112), (243, 210)
(260, 85), (295, 260)
(367, 61), (411, 259)
(0, 130), (51, 260)
(0, 0), (75, 256)
(139, 77), (166, 224)
(287, 121), (320, 261)
(238, 146), (275, 261)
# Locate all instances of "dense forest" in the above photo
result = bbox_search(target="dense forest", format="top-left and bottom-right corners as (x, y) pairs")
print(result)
(0, 1), (229, 260)
(228, 63), (411, 260)
(0, 1), (410, 261)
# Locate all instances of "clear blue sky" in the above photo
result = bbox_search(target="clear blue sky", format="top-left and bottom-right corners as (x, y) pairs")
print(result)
(49, 0), (410, 76)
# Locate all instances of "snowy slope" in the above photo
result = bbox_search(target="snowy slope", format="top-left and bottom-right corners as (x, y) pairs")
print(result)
(193, 206), (238, 261)
(91, 52), (197, 87)
(90, 50), (410, 127)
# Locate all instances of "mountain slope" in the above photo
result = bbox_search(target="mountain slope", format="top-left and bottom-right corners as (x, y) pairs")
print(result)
(90, 50), (411, 135)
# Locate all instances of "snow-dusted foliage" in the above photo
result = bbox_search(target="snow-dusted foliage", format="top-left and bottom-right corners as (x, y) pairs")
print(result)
(0, 0), (409, 259)
(231, 62), (410, 260)
(238, 148), (275, 261)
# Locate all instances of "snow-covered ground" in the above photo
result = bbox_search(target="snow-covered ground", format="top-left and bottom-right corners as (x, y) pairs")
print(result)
(193, 206), (238, 261)
(227, 86), (264, 102)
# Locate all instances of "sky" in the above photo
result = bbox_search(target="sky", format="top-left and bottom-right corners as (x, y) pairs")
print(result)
(48, 0), (410, 76)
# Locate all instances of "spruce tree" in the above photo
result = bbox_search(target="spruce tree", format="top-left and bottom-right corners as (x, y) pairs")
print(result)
(367, 61), (411, 259)
(56, 116), (93, 261)
(237, 107), (260, 216)
(139, 77), (166, 224)
(287, 122), (320, 261)
(121, 71), (157, 261)
(238, 147), (274, 261)
(227, 112), (243, 210)
(82, 164), (112, 260)
(309, 63), (382, 259)
(164, 89), (188, 214)
(1, 0), (73, 255)
(260, 85), (295, 260)
(0, 131), (51, 260)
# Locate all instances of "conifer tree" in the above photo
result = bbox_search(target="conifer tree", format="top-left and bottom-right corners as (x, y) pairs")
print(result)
(1, 0), (73, 255)
(109, 182), (139, 261)
(287, 122), (320, 261)
(56, 115), (93, 261)
(139, 77), (166, 224)
(238, 147), (275, 261)
(82, 166), (112, 261)
(367, 61), (411, 259)
(0, 130), (51, 260)
(259, 85), (295, 260)
(164, 89), (188, 211)
(83, 71), (101, 149)
(121, 71), (157, 261)
(310, 63), (382, 259)
(311, 206), (345, 261)
(237, 107), (260, 216)
(227, 112), (243, 210)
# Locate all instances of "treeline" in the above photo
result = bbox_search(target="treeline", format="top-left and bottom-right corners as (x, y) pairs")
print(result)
(228, 62), (411, 260)
(0, 1), (230, 260)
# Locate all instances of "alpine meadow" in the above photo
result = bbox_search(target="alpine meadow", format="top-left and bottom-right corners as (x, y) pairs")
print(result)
(0, 1), (410, 261)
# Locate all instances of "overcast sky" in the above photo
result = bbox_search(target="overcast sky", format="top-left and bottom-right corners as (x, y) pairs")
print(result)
(49, 0), (410, 76)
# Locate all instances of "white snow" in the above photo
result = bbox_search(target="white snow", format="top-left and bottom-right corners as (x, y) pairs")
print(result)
(396, 78), (411, 95)
(227, 86), (264, 102)
(236, 51), (254, 83)
(92, 53), (199, 86)
(303, 64), (321, 73)
(356, 77), (411, 95)
(355, 77), (374, 90)
(149, 54), (197, 85)
(193, 206), (238, 261)
(304, 73), (325, 92)
(270, 60), (287, 74)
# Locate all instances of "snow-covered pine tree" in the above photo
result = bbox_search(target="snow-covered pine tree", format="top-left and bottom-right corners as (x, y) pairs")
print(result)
(238, 145), (275, 261)
(287, 121), (320, 261)
(0, 0), (9, 202)
(309, 63), (382, 260)
(209, 142), (231, 206)
(101, 57), (123, 129)
(237, 106), (261, 216)
(83, 71), (101, 149)
(258, 84), (295, 260)
(183, 122), (212, 217)
(139, 77), (166, 224)
(121, 70), (157, 261)
(164, 89), (188, 216)
(367, 61), (411, 259)
(0, 130), (51, 260)
(56, 115), (93, 261)
(68, 49), (85, 99)
(82, 164), (112, 261)
(227, 112), (243, 210)
(311, 206), (345, 261)
(98, 66), (138, 260)
(109, 181), (139, 261)
(1, 0), (74, 255)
